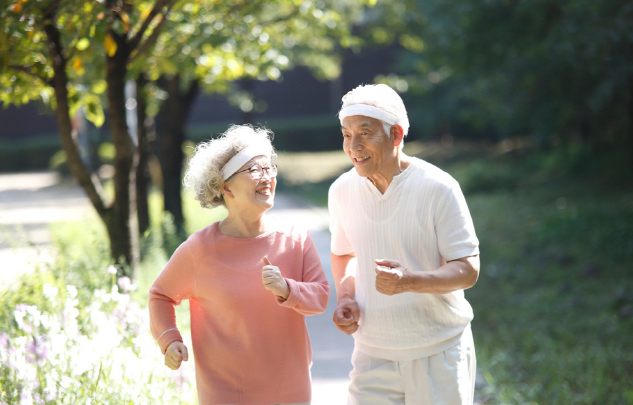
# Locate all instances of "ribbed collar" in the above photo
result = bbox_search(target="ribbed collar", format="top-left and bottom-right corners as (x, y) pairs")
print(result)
(362, 162), (415, 200)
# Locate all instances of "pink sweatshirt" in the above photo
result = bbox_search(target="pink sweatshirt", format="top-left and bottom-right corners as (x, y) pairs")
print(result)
(149, 220), (329, 405)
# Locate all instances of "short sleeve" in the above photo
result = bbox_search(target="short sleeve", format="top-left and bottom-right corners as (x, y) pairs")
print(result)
(435, 181), (480, 261)
(329, 181), (354, 256)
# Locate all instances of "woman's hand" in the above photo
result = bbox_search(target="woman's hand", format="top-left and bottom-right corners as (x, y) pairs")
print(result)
(262, 257), (290, 300)
(165, 341), (188, 370)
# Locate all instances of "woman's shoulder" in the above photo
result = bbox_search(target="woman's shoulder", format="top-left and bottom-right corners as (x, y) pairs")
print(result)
(269, 215), (310, 242)
(180, 222), (221, 250)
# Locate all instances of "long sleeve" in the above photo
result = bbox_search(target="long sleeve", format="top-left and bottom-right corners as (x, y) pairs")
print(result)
(148, 240), (196, 354)
(278, 231), (330, 316)
(148, 222), (323, 404)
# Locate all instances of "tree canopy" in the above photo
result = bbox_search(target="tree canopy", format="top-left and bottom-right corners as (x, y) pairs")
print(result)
(360, 0), (633, 161)
(0, 0), (372, 276)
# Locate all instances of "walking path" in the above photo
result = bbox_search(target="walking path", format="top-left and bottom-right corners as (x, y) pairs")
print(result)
(0, 171), (353, 404)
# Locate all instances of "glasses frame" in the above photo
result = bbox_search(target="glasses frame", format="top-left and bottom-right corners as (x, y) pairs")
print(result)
(233, 164), (278, 180)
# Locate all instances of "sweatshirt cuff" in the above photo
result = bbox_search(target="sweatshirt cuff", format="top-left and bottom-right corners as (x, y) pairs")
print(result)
(277, 278), (300, 308)
(158, 328), (183, 354)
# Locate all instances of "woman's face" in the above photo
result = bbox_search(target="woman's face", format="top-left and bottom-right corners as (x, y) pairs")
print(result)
(225, 156), (276, 212)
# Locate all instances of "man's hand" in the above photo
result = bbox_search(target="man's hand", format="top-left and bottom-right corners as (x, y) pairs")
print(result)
(333, 299), (360, 335)
(375, 259), (410, 296)
(262, 257), (290, 300)
(165, 341), (188, 370)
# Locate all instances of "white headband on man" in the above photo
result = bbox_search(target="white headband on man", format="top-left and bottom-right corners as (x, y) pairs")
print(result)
(338, 104), (399, 126)
(221, 144), (270, 180)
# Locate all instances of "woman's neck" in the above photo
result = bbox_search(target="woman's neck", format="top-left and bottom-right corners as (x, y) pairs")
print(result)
(219, 212), (270, 238)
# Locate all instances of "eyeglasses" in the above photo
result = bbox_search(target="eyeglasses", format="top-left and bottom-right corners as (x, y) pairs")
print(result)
(234, 164), (278, 180)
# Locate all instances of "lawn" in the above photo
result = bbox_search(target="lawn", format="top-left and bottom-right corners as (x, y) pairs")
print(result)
(1, 138), (632, 404)
(278, 139), (633, 404)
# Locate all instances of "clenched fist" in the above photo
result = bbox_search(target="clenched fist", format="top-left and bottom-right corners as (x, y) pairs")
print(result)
(165, 341), (188, 370)
(333, 299), (360, 335)
(375, 259), (409, 296)
(262, 257), (290, 300)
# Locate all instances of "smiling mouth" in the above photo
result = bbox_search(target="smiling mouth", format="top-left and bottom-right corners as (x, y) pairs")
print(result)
(354, 156), (369, 163)
(257, 187), (272, 196)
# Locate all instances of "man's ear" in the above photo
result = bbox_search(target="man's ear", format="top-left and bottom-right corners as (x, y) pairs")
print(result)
(392, 125), (405, 146)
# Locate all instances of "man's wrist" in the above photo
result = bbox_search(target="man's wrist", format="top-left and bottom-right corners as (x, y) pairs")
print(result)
(337, 295), (355, 305)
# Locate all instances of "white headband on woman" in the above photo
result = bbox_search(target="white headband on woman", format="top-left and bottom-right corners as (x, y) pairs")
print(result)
(220, 144), (270, 180)
(338, 104), (399, 126)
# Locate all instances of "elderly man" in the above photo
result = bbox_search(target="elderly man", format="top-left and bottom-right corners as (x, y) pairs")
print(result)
(328, 83), (480, 404)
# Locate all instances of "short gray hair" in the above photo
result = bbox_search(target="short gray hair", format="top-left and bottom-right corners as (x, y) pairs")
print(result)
(340, 84), (410, 146)
(183, 124), (276, 208)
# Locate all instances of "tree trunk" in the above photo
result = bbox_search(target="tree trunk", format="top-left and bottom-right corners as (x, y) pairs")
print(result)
(242, 78), (255, 124)
(159, 75), (199, 233)
(44, 17), (110, 220)
(136, 74), (151, 236)
(629, 75), (633, 169)
(105, 33), (140, 278)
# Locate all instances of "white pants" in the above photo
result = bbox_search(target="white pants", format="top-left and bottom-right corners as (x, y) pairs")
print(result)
(347, 335), (476, 405)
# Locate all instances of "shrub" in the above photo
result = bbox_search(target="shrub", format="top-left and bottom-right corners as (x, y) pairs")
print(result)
(0, 272), (196, 405)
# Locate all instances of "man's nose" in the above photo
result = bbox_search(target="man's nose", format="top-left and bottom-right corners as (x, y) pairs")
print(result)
(350, 136), (363, 150)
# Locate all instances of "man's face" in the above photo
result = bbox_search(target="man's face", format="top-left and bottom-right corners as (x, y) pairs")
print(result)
(341, 115), (395, 179)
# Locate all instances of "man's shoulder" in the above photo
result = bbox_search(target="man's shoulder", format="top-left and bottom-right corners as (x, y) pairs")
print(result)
(329, 167), (359, 192)
(407, 156), (459, 189)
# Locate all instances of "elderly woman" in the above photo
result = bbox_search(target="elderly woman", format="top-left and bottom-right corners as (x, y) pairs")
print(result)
(149, 124), (329, 405)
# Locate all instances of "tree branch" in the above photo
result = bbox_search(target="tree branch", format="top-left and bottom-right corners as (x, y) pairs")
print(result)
(8, 65), (49, 85)
(129, 0), (174, 51)
(129, 4), (173, 62)
(262, 7), (301, 26)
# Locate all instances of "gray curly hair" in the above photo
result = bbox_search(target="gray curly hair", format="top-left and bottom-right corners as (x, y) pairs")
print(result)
(183, 124), (277, 208)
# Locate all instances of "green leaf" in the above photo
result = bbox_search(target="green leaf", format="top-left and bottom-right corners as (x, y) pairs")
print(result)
(85, 101), (105, 127)
(91, 80), (107, 95)
(76, 38), (90, 51)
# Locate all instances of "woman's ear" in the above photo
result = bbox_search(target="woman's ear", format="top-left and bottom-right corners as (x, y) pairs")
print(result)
(221, 182), (234, 199)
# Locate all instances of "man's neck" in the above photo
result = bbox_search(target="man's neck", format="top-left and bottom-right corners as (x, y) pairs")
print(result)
(366, 155), (410, 194)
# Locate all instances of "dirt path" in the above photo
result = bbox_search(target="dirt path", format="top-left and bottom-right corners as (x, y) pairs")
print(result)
(0, 170), (353, 403)
(0, 171), (95, 288)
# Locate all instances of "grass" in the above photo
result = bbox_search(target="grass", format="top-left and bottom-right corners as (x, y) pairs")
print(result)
(277, 139), (633, 404)
(2, 138), (631, 404)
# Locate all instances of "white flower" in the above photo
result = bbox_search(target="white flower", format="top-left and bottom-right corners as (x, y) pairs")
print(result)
(43, 283), (58, 300)
(117, 276), (137, 292)
(66, 285), (78, 299)
(107, 265), (118, 275)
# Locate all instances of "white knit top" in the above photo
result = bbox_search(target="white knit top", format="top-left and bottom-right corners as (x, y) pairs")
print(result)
(328, 157), (480, 360)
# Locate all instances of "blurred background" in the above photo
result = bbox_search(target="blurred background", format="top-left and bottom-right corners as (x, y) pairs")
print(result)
(1, 0), (632, 404)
